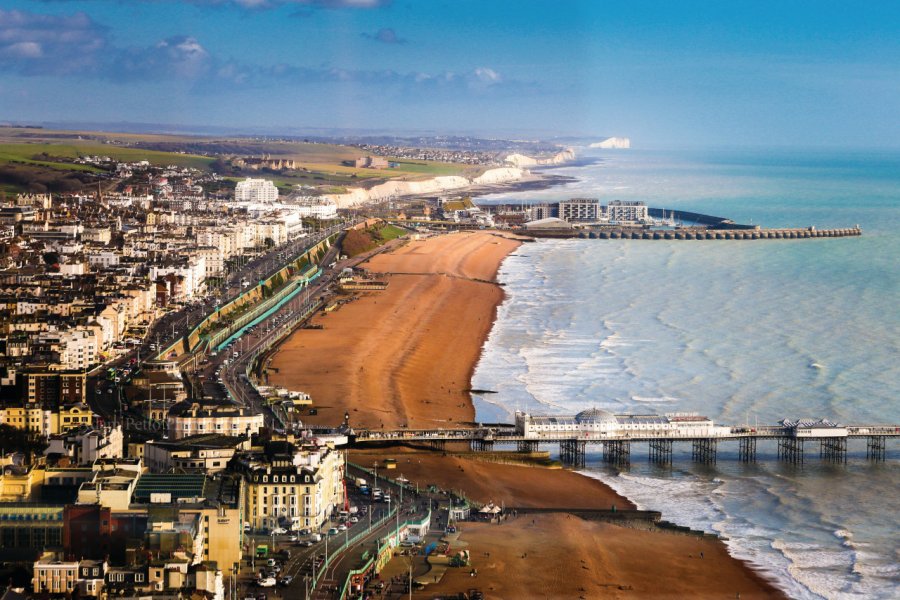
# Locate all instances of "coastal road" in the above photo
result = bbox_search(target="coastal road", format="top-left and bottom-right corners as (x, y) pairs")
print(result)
(208, 228), (411, 430)
(86, 224), (346, 421)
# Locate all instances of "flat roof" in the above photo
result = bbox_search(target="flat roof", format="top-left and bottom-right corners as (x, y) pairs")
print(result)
(133, 474), (207, 502)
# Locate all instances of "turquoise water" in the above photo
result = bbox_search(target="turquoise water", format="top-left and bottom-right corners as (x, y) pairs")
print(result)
(472, 148), (900, 599)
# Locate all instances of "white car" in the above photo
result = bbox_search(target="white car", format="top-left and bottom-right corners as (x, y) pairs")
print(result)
(257, 577), (276, 588)
(272, 527), (288, 535)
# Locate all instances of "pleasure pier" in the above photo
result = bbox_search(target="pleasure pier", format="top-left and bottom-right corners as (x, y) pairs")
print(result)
(350, 410), (898, 468)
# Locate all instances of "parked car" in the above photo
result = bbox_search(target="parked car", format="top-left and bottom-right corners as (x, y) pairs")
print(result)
(272, 527), (288, 535)
(256, 577), (276, 588)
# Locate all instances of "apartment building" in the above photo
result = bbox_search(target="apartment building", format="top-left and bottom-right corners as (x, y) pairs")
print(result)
(235, 178), (279, 203)
(558, 198), (601, 222)
(607, 200), (649, 223)
(167, 400), (265, 439)
(238, 440), (345, 532)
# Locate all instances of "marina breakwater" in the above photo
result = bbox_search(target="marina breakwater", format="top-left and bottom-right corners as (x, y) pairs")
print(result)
(523, 207), (862, 240)
(578, 226), (861, 240)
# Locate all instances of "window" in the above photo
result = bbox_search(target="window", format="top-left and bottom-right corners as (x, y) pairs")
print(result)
(135, 573), (144, 582)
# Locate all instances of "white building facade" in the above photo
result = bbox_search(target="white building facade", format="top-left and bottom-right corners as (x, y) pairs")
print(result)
(235, 178), (279, 203)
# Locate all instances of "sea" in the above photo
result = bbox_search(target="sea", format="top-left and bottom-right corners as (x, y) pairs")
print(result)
(470, 147), (900, 599)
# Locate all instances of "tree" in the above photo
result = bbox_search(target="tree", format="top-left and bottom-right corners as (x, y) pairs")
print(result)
(0, 424), (48, 462)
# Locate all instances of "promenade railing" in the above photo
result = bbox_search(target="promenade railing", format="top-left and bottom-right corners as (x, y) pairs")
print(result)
(337, 509), (432, 600)
(309, 506), (398, 596)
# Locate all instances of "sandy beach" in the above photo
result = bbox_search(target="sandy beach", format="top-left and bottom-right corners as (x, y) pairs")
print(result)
(405, 515), (783, 600)
(268, 230), (785, 599)
(267, 231), (521, 429)
(351, 448), (632, 510)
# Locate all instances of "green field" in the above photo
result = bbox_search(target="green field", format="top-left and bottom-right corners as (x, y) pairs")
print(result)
(0, 144), (104, 173)
(388, 159), (481, 177)
(0, 142), (215, 171)
(0, 128), (484, 195)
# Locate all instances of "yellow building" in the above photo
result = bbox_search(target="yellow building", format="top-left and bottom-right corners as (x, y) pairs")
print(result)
(0, 462), (45, 501)
(0, 405), (52, 435)
(52, 403), (95, 434)
(239, 442), (344, 532)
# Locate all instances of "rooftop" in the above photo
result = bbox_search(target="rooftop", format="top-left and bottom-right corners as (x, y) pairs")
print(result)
(132, 474), (207, 503)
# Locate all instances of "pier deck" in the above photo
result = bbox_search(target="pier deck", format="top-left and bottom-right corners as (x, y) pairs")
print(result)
(351, 423), (898, 466)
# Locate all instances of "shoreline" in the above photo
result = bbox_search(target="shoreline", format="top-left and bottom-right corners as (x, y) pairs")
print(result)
(267, 231), (787, 598)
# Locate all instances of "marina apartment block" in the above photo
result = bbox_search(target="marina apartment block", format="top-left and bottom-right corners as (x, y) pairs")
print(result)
(528, 198), (650, 224)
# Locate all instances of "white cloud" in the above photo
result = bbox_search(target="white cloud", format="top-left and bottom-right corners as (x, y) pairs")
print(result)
(0, 9), (107, 75)
(473, 67), (501, 84)
(5, 41), (44, 59)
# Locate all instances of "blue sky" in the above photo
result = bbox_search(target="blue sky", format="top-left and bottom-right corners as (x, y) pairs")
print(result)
(1, 1), (899, 147)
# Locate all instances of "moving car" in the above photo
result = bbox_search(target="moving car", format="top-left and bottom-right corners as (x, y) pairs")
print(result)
(256, 578), (276, 588)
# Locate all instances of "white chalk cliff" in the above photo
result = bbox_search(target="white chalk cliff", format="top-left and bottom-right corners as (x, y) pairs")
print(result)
(589, 137), (631, 149)
(324, 167), (527, 208)
(504, 147), (576, 168)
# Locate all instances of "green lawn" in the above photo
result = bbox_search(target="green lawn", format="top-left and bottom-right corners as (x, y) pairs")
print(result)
(376, 224), (407, 241)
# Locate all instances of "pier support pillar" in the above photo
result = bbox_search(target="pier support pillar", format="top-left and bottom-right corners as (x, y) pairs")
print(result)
(738, 437), (757, 462)
(430, 439), (446, 452)
(691, 439), (717, 464)
(648, 439), (673, 465)
(517, 440), (539, 453)
(778, 437), (804, 464)
(559, 440), (586, 468)
(469, 439), (492, 452)
(866, 436), (886, 461)
(820, 437), (847, 463)
(603, 440), (630, 466)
